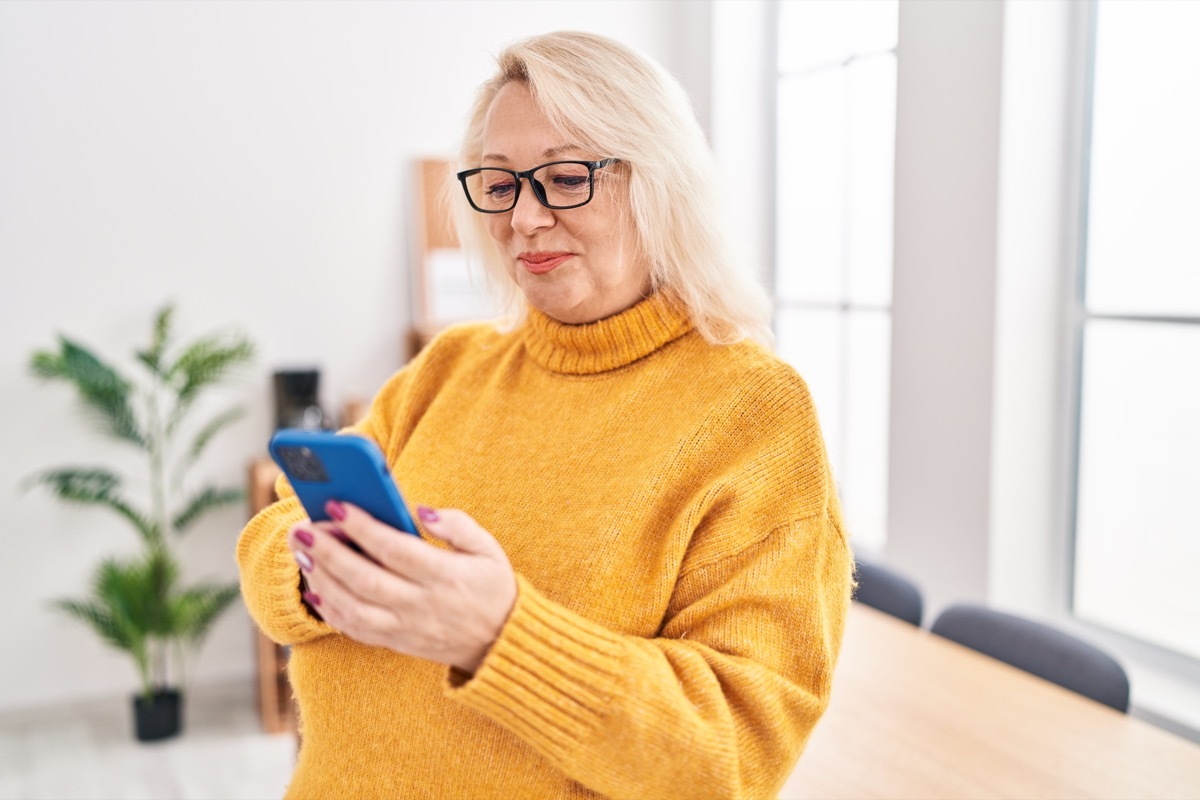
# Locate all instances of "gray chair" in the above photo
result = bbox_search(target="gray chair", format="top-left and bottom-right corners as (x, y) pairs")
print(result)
(853, 559), (924, 627)
(931, 603), (1130, 712)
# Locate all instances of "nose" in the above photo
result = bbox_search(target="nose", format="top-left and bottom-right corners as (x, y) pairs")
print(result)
(510, 178), (555, 235)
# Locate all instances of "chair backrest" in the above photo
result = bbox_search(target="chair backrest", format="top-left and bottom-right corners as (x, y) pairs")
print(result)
(853, 559), (924, 627)
(931, 603), (1130, 712)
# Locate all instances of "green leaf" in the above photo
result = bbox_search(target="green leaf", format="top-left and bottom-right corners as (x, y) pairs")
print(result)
(179, 407), (246, 477)
(50, 554), (174, 695)
(170, 583), (241, 646)
(165, 334), (254, 431)
(136, 304), (175, 376)
(23, 468), (161, 546)
(172, 486), (244, 534)
(52, 595), (151, 698)
(52, 598), (138, 653)
(23, 466), (119, 496)
(96, 551), (178, 637)
(29, 337), (146, 448)
(168, 335), (254, 399)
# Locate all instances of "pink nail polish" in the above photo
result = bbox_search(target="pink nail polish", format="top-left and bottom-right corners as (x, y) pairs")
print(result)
(295, 528), (314, 547)
(302, 591), (322, 607)
(326, 500), (347, 522)
(417, 505), (439, 523)
(295, 551), (314, 572)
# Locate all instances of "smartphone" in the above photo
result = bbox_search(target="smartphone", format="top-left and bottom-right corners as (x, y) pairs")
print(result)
(268, 429), (419, 536)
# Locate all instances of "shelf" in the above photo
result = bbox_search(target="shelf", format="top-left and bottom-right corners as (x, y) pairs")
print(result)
(247, 458), (295, 735)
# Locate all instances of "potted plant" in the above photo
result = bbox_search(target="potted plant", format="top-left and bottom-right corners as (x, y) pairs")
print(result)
(26, 304), (254, 741)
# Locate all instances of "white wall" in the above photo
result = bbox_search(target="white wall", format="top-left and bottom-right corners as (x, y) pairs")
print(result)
(989, 0), (1078, 621)
(885, 0), (1005, 613)
(0, 0), (703, 715)
(709, 0), (775, 289)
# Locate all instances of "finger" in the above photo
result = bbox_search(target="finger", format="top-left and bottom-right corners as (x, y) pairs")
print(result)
(302, 580), (404, 647)
(305, 519), (374, 561)
(328, 500), (452, 582)
(309, 532), (436, 638)
(415, 506), (505, 559)
(288, 521), (357, 624)
(298, 580), (325, 622)
(288, 522), (319, 573)
(290, 521), (378, 603)
(292, 520), (351, 555)
(299, 541), (419, 637)
(287, 519), (314, 548)
(307, 524), (423, 604)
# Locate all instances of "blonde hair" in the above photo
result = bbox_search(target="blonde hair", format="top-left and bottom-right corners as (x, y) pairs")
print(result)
(453, 31), (773, 346)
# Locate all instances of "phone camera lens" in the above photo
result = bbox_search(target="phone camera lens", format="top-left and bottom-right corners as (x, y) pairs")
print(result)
(280, 445), (329, 483)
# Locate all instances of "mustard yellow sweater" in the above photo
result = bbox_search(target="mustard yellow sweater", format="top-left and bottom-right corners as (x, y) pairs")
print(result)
(237, 292), (852, 800)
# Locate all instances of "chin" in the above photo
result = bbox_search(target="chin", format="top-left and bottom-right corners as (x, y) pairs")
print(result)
(533, 298), (600, 325)
(530, 299), (590, 324)
(521, 280), (587, 322)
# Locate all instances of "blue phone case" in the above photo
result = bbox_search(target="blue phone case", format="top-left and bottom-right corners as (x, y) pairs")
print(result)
(268, 429), (418, 536)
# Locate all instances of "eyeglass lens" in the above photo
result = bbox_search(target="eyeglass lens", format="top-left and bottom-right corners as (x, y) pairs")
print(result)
(463, 162), (595, 212)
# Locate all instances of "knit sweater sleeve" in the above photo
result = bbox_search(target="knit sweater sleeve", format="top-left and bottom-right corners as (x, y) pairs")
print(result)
(236, 492), (335, 646)
(448, 510), (850, 800)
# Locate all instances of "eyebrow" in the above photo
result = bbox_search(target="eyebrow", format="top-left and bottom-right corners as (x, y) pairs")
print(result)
(481, 145), (582, 164)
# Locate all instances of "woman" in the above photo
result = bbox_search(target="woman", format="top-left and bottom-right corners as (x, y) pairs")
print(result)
(238, 31), (852, 800)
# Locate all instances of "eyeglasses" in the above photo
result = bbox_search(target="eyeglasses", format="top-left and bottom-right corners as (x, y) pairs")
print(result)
(456, 158), (620, 214)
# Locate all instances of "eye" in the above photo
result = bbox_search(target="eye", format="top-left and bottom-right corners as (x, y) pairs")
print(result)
(552, 175), (589, 189)
(484, 180), (517, 198)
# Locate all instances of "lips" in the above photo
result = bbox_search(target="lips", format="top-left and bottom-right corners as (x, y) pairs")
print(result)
(518, 251), (573, 275)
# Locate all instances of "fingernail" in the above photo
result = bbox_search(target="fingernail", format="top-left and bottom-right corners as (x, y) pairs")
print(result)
(302, 591), (322, 607)
(295, 529), (314, 547)
(326, 500), (347, 521)
(295, 551), (314, 572)
(417, 505), (439, 523)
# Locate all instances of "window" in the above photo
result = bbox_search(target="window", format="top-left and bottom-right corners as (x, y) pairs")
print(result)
(1072, 0), (1200, 659)
(774, 1), (898, 551)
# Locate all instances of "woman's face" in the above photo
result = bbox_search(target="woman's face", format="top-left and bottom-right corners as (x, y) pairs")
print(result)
(479, 81), (651, 324)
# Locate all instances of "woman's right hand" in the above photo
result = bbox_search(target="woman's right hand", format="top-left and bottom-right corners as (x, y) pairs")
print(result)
(286, 501), (517, 675)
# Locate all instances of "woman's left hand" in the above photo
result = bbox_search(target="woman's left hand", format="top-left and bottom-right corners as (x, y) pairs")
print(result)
(289, 501), (517, 674)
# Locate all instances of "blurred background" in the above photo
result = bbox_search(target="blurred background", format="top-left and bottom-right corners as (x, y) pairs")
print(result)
(1, 0), (1197, 795)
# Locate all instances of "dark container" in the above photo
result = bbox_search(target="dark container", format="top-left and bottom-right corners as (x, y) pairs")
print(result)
(133, 689), (182, 742)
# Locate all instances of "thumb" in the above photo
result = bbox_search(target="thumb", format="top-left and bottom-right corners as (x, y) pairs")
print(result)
(416, 506), (504, 558)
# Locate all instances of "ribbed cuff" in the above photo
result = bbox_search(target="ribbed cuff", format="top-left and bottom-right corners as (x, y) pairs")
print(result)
(239, 495), (335, 644)
(445, 574), (627, 761)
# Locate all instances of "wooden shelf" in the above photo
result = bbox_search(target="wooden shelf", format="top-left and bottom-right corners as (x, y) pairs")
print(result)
(247, 458), (296, 735)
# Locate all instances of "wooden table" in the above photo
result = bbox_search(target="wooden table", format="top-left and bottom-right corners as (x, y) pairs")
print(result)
(780, 604), (1200, 799)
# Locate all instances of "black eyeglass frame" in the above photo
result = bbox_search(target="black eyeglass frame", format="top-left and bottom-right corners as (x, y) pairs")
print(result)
(455, 158), (621, 214)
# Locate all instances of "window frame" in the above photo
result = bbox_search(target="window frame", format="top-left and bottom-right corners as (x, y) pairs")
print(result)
(1061, 0), (1200, 696)
(770, 0), (899, 553)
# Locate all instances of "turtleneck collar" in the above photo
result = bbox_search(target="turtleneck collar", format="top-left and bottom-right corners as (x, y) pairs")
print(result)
(522, 292), (694, 375)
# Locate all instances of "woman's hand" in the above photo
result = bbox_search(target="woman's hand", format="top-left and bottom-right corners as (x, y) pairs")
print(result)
(287, 501), (517, 674)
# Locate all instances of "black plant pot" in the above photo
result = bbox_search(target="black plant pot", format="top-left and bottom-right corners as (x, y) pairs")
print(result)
(133, 689), (183, 742)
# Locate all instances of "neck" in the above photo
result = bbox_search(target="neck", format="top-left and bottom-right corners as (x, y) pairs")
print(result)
(522, 292), (693, 375)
